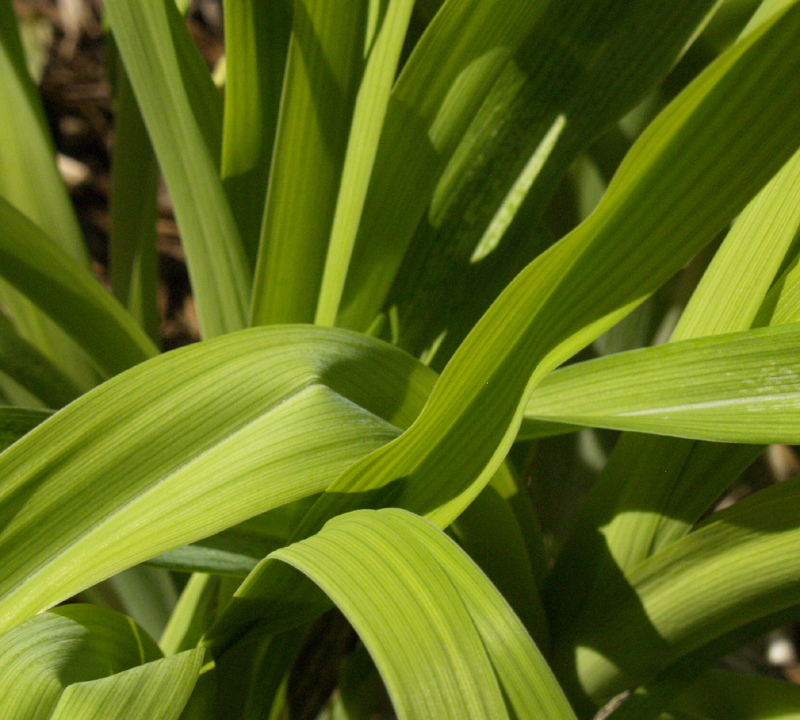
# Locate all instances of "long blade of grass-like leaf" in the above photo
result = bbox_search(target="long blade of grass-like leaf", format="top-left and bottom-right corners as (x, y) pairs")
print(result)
(104, 0), (250, 338)
(108, 59), (160, 343)
(0, 197), (157, 377)
(0, 0), (98, 389)
(0, 0), (85, 259)
(250, 0), (413, 326)
(272, 509), (575, 720)
(0, 327), (432, 636)
(336, 0), (552, 330)
(312, 0), (416, 325)
(210, 3), (800, 652)
(522, 322), (800, 443)
(221, 0), (291, 265)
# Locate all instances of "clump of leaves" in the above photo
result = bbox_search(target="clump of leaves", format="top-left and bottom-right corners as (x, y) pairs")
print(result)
(1, 0), (800, 718)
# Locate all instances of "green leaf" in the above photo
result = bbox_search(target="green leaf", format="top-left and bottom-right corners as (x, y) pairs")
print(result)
(49, 649), (204, 720)
(674, 670), (800, 720)
(337, 0), (553, 330)
(221, 0), (291, 264)
(0, 326), (432, 636)
(271, 509), (576, 720)
(0, 0), (85, 260)
(0, 406), (50, 451)
(210, 0), (800, 650)
(544, 70), (800, 655)
(522, 322), (800, 444)
(108, 59), (161, 343)
(313, 0), (416, 325)
(552, 477), (800, 707)
(104, 0), (250, 338)
(148, 499), (316, 577)
(0, 604), (162, 719)
(159, 574), (221, 657)
(388, 0), (719, 361)
(0, 313), (82, 407)
(250, 0), (414, 326)
(0, 0), (98, 389)
(0, 196), (158, 378)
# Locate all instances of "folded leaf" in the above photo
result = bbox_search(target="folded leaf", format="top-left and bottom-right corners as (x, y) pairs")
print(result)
(0, 326), (433, 636)
(49, 650), (204, 720)
(0, 604), (162, 719)
(271, 509), (575, 720)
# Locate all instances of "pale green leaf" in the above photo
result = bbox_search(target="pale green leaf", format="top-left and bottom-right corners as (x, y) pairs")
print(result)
(313, 0), (416, 325)
(0, 326), (431, 636)
(522, 323), (800, 444)
(104, 0), (250, 338)
(0, 0), (85, 260)
(0, 604), (162, 720)
(49, 649), (204, 720)
(271, 509), (574, 720)
(160, 574), (221, 657)
(250, 0), (414, 326)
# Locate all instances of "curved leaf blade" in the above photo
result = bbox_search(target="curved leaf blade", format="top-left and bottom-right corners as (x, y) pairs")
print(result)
(0, 604), (162, 719)
(104, 0), (250, 338)
(49, 650), (204, 720)
(522, 322), (800, 444)
(553, 478), (800, 706)
(271, 509), (565, 720)
(0, 327), (433, 636)
(0, 197), (157, 378)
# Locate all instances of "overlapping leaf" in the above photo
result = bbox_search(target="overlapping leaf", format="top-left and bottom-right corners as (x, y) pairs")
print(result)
(552, 477), (800, 706)
(104, 0), (250, 338)
(0, 196), (157, 378)
(271, 509), (575, 720)
(0, 0), (97, 388)
(0, 327), (435, 636)
(387, 0), (719, 362)
(250, 0), (414, 325)
(211, 0), (800, 651)
(522, 322), (800, 443)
